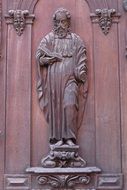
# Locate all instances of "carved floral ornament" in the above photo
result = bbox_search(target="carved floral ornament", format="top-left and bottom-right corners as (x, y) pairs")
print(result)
(90, 8), (121, 35)
(37, 175), (90, 188)
(5, 10), (35, 36)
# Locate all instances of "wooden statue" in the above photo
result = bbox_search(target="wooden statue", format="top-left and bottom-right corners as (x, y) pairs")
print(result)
(36, 8), (88, 167)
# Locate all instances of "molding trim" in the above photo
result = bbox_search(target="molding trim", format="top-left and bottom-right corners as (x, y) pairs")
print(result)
(96, 174), (123, 189)
(4, 175), (31, 190)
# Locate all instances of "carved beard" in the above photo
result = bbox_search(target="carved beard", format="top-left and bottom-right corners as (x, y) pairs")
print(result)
(54, 26), (70, 39)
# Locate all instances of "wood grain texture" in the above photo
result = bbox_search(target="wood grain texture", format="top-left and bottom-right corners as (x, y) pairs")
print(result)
(2, 0), (126, 189)
(0, 0), (7, 189)
(86, 0), (118, 12)
(5, 24), (32, 173)
(94, 21), (121, 172)
(118, 0), (127, 189)
(75, 0), (96, 166)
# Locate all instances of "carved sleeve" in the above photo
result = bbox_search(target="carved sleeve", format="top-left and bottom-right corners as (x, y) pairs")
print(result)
(74, 39), (87, 83)
(36, 37), (49, 66)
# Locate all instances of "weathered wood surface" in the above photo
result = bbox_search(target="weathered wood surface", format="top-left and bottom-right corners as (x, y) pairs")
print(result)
(6, 25), (31, 173)
(1, 0), (127, 189)
(118, 0), (127, 189)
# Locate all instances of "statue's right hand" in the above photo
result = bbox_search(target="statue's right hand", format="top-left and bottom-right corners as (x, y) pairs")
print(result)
(40, 56), (58, 65)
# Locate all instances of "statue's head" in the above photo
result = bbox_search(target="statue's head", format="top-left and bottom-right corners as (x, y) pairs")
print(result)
(53, 8), (71, 38)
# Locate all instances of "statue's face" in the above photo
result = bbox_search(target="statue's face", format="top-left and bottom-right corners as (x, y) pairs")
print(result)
(54, 12), (69, 38)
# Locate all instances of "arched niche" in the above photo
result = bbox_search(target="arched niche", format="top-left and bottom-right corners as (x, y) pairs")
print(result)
(31, 0), (95, 166)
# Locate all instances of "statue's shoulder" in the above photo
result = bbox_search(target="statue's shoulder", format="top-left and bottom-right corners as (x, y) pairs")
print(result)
(43, 31), (54, 40)
(71, 33), (85, 46)
(38, 31), (54, 47)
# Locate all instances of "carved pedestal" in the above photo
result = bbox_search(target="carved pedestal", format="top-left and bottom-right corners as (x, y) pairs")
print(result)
(26, 167), (101, 189)
(26, 144), (101, 188)
(41, 144), (86, 168)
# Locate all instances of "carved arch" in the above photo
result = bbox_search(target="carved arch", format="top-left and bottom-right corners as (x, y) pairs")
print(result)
(7, 0), (119, 14)
(30, 0), (91, 13)
(8, 0), (91, 13)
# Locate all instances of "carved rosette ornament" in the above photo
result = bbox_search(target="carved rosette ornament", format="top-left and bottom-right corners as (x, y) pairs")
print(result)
(5, 10), (35, 36)
(90, 8), (121, 35)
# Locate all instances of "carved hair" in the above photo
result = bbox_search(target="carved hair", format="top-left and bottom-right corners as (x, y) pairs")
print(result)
(53, 8), (71, 25)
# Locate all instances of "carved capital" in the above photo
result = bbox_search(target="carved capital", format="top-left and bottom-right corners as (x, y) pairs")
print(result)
(5, 10), (35, 36)
(90, 8), (121, 35)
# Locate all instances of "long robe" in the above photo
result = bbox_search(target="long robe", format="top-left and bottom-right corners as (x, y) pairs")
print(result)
(36, 31), (87, 143)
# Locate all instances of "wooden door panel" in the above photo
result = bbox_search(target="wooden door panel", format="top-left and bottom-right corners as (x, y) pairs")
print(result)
(0, 0), (7, 189)
(5, 26), (31, 173)
(119, 0), (127, 189)
(1, 0), (126, 189)
(94, 23), (121, 172)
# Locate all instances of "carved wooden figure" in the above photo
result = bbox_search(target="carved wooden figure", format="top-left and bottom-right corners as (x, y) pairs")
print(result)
(36, 8), (88, 168)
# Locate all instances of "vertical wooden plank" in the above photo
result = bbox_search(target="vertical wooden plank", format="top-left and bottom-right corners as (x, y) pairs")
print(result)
(94, 23), (121, 172)
(75, 0), (95, 166)
(118, 0), (127, 189)
(0, 0), (7, 189)
(6, 24), (32, 173)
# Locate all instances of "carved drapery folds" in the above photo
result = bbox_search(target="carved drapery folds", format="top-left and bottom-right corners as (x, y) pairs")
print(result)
(5, 10), (35, 36)
(123, 0), (127, 11)
(90, 8), (121, 35)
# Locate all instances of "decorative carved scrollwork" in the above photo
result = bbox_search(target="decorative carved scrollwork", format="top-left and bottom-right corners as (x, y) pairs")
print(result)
(8, 10), (29, 36)
(95, 8), (116, 35)
(37, 174), (90, 188)
(41, 144), (86, 168)
(5, 10), (35, 36)
(90, 8), (121, 35)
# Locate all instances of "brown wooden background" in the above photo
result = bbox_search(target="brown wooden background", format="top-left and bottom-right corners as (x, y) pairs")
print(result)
(0, 0), (127, 189)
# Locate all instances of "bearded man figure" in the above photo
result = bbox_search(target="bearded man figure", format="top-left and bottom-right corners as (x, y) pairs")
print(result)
(36, 8), (87, 149)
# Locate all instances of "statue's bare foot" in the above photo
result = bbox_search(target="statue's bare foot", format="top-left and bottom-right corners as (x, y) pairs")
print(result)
(66, 139), (75, 146)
